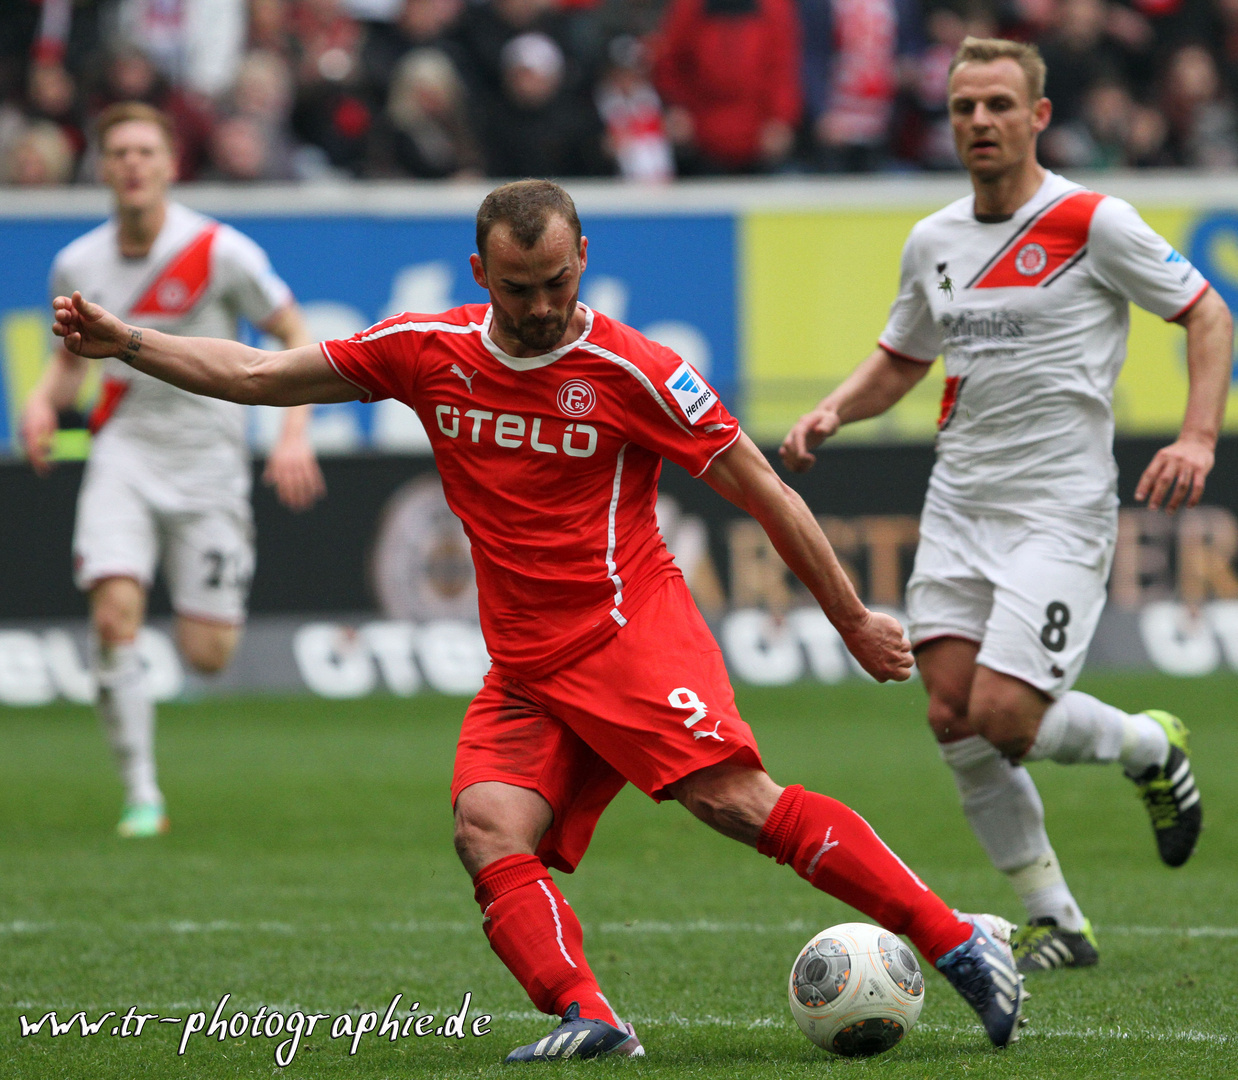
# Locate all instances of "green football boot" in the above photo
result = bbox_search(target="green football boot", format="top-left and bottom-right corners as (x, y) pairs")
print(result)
(1012, 917), (1099, 974)
(1130, 711), (1201, 868)
(117, 801), (169, 839)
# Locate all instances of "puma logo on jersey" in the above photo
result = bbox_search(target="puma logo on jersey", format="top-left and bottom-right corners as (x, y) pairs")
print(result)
(451, 364), (478, 393)
(692, 720), (724, 742)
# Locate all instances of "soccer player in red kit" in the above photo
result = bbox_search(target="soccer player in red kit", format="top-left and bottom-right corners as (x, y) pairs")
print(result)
(51, 180), (1028, 1058)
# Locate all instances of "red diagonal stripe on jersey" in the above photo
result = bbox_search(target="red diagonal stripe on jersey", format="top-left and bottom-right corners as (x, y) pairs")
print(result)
(937, 374), (965, 430)
(129, 223), (219, 316)
(88, 377), (131, 433)
(973, 191), (1105, 289)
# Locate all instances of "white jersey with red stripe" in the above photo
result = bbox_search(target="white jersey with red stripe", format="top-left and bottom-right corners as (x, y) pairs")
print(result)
(51, 202), (292, 491)
(879, 171), (1208, 520)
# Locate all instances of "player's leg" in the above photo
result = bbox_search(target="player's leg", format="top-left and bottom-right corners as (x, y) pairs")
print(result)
(668, 762), (1024, 1047)
(906, 514), (1089, 958)
(670, 763), (972, 960)
(927, 653), (1094, 960)
(164, 506), (251, 674)
(175, 616), (241, 675)
(978, 525), (1201, 870)
(451, 678), (640, 1061)
(73, 460), (164, 837)
(89, 575), (166, 836)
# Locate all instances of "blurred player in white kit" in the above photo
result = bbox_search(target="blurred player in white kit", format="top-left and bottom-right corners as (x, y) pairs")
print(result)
(21, 103), (325, 838)
(783, 39), (1233, 973)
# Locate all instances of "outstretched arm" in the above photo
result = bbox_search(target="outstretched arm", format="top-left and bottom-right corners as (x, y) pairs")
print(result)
(52, 292), (359, 407)
(779, 346), (931, 473)
(1135, 286), (1234, 513)
(259, 303), (328, 511)
(704, 431), (914, 682)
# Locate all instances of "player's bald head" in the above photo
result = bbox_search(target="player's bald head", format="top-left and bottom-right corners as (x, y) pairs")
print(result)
(476, 180), (582, 264)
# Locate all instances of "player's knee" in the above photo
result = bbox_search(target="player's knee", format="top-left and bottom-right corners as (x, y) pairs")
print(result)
(672, 764), (781, 845)
(91, 601), (140, 648)
(926, 694), (970, 743)
(967, 697), (1038, 759)
(452, 783), (552, 876)
(452, 811), (534, 876)
(177, 621), (238, 674)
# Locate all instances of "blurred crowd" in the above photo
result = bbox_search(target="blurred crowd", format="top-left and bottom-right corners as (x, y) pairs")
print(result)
(1, 0), (1236, 186)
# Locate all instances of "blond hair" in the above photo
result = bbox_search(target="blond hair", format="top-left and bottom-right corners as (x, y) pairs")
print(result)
(948, 37), (1047, 102)
(96, 102), (176, 151)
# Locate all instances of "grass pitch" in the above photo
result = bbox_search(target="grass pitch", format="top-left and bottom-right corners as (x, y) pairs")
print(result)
(2, 673), (1235, 1079)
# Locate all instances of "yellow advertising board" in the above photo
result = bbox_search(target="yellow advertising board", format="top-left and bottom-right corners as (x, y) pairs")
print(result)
(742, 203), (1238, 444)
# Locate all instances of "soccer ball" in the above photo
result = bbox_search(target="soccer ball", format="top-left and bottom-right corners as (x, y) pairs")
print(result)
(787, 921), (925, 1057)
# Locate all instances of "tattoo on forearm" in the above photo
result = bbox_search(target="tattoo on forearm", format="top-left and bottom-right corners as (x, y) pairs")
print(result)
(118, 327), (142, 365)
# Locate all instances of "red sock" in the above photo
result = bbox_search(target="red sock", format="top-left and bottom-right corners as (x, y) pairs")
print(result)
(759, 785), (970, 965)
(473, 854), (622, 1026)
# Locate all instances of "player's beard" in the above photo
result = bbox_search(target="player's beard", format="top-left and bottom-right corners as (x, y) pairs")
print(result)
(512, 297), (577, 352)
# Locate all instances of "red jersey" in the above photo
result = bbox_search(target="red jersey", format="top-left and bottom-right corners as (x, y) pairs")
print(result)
(322, 303), (741, 677)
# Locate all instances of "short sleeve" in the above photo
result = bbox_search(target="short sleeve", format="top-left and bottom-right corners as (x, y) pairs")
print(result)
(1088, 197), (1209, 321)
(214, 225), (295, 327)
(616, 339), (741, 477)
(877, 229), (943, 362)
(319, 314), (422, 403)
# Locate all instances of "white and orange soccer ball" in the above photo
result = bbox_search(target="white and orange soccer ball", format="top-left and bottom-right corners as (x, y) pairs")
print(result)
(788, 922), (925, 1057)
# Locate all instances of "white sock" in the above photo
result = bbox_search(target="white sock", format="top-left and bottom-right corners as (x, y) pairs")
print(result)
(1007, 851), (1085, 931)
(95, 640), (161, 807)
(1025, 691), (1169, 775)
(940, 735), (1085, 930)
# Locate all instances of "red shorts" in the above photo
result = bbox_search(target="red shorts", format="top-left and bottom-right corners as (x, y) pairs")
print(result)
(451, 574), (762, 872)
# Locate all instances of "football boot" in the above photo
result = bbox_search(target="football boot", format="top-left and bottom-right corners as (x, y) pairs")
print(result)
(117, 801), (169, 839)
(935, 913), (1026, 1048)
(1130, 710), (1201, 868)
(504, 1002), (644, 1063)
(1012, 917), (1098, 973)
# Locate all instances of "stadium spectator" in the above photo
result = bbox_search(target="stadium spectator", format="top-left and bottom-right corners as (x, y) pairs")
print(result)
(1219, 0), (1238, 101)
(798, 0), (923, 173)
(1159, 41), (1238, 168)
(456, 0), (585, 113)
(26, 60), (85, 163)
(249, 0), (300, 57)
(480, 31), (610, 176)
(595, 35), (674, 181)
(223, 50), (300, 179)
(1, 119), (76, 185)
(205, 113), (297, 181)
(652, 0), (802, 174)
(289, 0), (374, 172)
(366, 47), (482, 177)
(359, 0), (468, 98)
(1037, 0), (1143, 127)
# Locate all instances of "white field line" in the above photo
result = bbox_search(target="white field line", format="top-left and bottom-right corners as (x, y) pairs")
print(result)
(3, 920), (1238, 937)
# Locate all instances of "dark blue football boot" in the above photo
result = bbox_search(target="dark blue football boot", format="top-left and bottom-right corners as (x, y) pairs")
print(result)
(504, 1002), (644, 1063)
(935, 914), (1027, 1048)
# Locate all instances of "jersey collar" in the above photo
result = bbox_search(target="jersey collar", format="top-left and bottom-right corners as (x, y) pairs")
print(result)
(480, 304), (595, 371)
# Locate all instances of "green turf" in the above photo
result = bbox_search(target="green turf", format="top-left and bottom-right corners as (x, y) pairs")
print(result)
(1, 673), (1235, 1079)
